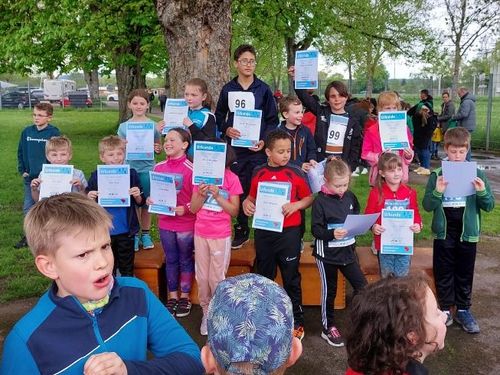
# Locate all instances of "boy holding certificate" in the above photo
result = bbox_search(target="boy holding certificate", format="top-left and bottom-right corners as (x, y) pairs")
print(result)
(242, 130), (313, 341)
(423, 127), (494, 334)
(87, 136), (145, 277)
(215, 44), (279, 249)
(30, 136), (88, 201)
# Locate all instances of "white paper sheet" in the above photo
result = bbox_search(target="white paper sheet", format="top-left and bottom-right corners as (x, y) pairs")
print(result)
(192, 141), (226, 186)
(126, 122), (155, 160)
(97, 165), (130, 207)
(294, 50), (319, 89)
(39, 164), (74, 199)
(252, 182), (290, 233)
(148, 172), (177, 216)
(231, 109), (262, 148)
(163, 99), (189, 134)
(378, 111), (410, 150)
(380, 209), (414, 255)
(442, 161), (477, 198)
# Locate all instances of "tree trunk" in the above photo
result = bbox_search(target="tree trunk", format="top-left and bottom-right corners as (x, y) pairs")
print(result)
(156, 0), (231, 109)
(286, 36), (296, 94)
(347, 61), (353, 94)
(451, 44), (462, 99)
(83, 69), (100, 101)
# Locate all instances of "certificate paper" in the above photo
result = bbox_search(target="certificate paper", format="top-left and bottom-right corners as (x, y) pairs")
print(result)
(163, 99), (189, 134)
(126, 122), (155, 160)
(307, 159), (326, 193)
(252, 182), (290, 232)
(39, 164), (74, 199)
(295, 50), (319, 89)
(378, 111), (410, 150)
(442, 161), (477, 198)
(192, 141), (226, 185)
(148, 172), (177, 216)
(231, 109), (262, 148)
(326, 115), (348, 154)
(380, 209), (414, 255)
(97, 165), (130, 207)
(343, 213), (380, 237)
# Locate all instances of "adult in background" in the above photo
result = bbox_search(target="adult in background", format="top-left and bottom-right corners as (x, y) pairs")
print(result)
(437, 91), (455, 134)
(451, 87), (475, 161)
(159, 92), (167, 112)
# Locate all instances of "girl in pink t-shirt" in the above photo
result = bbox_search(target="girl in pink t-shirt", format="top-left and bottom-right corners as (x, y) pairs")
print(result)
(149, 128), (195, 318)
(190, 142), (242, 336)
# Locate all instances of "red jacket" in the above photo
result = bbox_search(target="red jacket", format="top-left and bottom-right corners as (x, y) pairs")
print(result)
(364, 182), (422, 251)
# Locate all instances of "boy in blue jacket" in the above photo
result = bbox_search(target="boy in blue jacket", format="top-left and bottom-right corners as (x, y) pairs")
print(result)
(16, 103), (60, 248)
(0, 193), (204, 375)
(215, 44), (279, 249)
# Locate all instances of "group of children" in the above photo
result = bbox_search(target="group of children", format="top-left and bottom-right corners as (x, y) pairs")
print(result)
(6, 43), (495, 374)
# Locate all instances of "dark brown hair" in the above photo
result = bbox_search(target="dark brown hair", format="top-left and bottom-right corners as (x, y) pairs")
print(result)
(185, 78), (213, 109)
(265, 129), (292, 150)
(127, 89), (149, 103)
(34, 102), (54, 116)
(444, 127), (470, 149)
(278, 95), (302, 116)
(165, 127), (192, 155)
(324, 81), (348, 101)
(376, 152), (403, 204)
(346, 274), (430, 374)
(233, 44), (256, 60)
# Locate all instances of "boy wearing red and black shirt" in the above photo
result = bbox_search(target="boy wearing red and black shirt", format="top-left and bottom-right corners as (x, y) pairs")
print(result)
(243, 130), (313, 341)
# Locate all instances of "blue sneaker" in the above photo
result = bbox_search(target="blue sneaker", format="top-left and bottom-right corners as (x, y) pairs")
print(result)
(455, 309), (480, 334)
(141, 233), (154, 249)
(134, 235), (140, 252)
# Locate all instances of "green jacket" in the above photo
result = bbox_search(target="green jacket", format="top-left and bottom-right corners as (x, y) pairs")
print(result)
(422, 167), (495, 242)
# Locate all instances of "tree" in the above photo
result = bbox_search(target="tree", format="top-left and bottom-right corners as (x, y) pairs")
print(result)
(443, 0), (500, 96)
(353, 63), (390, 94)
(156, 0), (231, 106)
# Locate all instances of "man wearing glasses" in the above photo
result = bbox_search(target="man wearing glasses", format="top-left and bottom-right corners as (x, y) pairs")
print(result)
(15, 103), (60, 248)
(215, 44), (279, 249)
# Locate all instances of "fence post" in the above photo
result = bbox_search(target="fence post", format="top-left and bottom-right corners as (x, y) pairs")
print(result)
(485, 73), (493, 151)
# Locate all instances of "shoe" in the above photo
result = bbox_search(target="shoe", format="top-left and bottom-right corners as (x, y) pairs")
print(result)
(351, 171), (360, 177)
(141, 233), (154, 249)
(455, 309), (480, 334)
(176, 298), (192, 317)
(231, 225), (249, 249)
(361, 167), (368, 175)
(134, 235), (140, 252)
(200, 314), (208, 336)
(293, 325), (305, 341)
(321, 326), (344, 347)
(443, 310), (453, 327)
(14, 236), (28, 249)
(300, 239), (305, 253)
(417, 168), (431, 176)
(413, 166), (423, 173)
(166, 298), (178, 316)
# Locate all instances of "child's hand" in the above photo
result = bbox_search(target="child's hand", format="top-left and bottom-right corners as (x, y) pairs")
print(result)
(403, 148), (414, 160)
(71, 178), (83, 191)
(249, 140), (264, 152)
(198, 183), (210, 197)
(435, 175), (448, 193)
(22, 172), (29, 178)
(309, 159), (318, 167)
(175, 205), (186, 216)
(282, 202), (299, 217)
(129, 187), (141, 198)
(182, 117), (194, 127)
(287, 66), (295, 78)
(334, 228), (347, 239)
(154, 142), (162, 154)
(87, 190), (98, 200)
(146, 197), (154, 205)
(156, 120), (165, 133)
(225, 127), (241, 139)
(473, 177), (485, 192)
(301, 162), (312, 172)
(410, 223), (422, 234)
(207, 185), (220, 198)
(83, 352), (127, 375)
(372, 224), (385, 235)
(30, 178), (41, 190)
(242, 199), (255, 216)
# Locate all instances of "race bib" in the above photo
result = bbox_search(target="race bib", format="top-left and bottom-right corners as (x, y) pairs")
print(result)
(202, 189), (229, 212)
(228, 91), (255, 112)
(325, 115), (348, 154)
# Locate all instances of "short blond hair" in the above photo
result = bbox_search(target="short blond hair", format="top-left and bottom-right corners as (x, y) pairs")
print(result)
(377, 91), (401, 112)
(24, 193), (112, 256)
(46, 135), (72, 155)
(99, 135), (125, 155)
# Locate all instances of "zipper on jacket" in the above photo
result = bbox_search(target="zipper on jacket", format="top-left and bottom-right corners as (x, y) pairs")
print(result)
(90, 313), (107, 350)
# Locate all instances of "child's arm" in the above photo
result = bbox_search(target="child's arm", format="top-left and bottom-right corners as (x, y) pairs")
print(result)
(288, 66), (321, 116)
(215, 89), (230, 136)
(311, 198), (335, 241)
(86, 171), (99, 201)
(422, 172), (444, 212)
(190, 184), (209, 214)
(365, 188), (385, 234)
(30, 177), (41, 202)
(17, 133), (28, 178)
(475, 170), (495, 212)
(304, 127), (318, 162)
(186, 113), (217, 141)
(361, 131), (380, 167)
(209, 185), (240, 217)
(130, 170), (145, 206)
(83, 352), (126, 375)
(242, 195), (256, 216)
(282, 195), (313, 217)
(409, 188), (422, 233)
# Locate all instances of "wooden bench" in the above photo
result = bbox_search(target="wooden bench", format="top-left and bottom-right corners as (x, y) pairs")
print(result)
(134, 241), (346, 309)
(355, 247), (435, 291)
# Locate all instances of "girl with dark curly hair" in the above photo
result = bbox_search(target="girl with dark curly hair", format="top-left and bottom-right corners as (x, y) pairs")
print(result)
(345, 274), (447, 375)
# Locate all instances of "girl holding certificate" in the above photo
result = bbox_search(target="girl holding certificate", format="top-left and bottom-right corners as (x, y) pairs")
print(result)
(311, 157), (367, 347)
(365, 153), (422, 277)
(190, 143), (243, 336)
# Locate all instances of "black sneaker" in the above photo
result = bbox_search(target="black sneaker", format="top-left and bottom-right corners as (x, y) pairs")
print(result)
(231, 225), (249, 249)
(14, 236), (28, 249)
(176, 298), (192, 318)
(321, 326), (344, 347)
(166, 298), (178, 316)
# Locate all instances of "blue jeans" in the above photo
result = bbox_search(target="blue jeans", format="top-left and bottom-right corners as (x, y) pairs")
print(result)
(415, 145), (431, 168)
(430, 141), (439, 156)
(379, 254), (411, 277)
(23, 177), (35, 216)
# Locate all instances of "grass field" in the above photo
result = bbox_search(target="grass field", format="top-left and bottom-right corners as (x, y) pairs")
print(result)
(0, 107), (498, 302)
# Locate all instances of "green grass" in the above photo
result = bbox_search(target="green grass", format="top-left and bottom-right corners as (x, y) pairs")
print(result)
(0, 108), (498, 302)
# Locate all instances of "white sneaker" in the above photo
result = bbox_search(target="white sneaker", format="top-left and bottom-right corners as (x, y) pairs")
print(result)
(417, 168), (431, 176)
(361, 167), (368, 175)
(413, 166), (423, 173)
(351, 171), (360, 177)
(200, 314), (208, 336)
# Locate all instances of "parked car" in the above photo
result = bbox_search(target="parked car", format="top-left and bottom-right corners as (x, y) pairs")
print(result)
(107, 93), (119, 101)
(31, 89), (45, 100)
(0, 91), (40, 108)
(60, 96), (93, 107)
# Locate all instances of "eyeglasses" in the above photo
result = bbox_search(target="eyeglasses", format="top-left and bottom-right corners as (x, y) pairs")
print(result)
(32, 113), (49, 118)
(238, 59), (257, 66)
